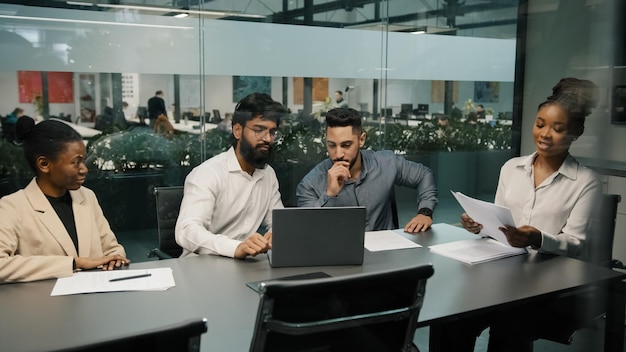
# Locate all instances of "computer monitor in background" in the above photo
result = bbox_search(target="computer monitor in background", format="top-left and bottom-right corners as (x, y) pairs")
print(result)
(400, 104), (413, 118)
(380, 108), (393, 118)
(136, 106), (148, 119)
(415, 104), (429, 116)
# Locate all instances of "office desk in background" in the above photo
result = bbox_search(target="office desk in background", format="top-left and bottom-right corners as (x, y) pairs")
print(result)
(49, 118), (101, 138)
(171, 121), (218, 134)
(0, 224), (623, 351)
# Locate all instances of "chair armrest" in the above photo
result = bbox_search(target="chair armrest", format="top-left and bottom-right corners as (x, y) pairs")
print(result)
(147, 248), (173, 260)
(611, 259), (626, 270)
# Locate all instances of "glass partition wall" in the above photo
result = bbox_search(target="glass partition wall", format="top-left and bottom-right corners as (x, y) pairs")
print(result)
(0, 0), (519, 232)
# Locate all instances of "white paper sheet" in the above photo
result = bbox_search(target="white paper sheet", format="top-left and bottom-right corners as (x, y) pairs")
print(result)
(51, 268), (175, 296)
(364, 230), (421, 251)
(451, 190), (517, 246)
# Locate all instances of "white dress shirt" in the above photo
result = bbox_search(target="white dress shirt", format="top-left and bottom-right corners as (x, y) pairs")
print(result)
(175, 147), (284, 258)
(495, 152), (603, 259)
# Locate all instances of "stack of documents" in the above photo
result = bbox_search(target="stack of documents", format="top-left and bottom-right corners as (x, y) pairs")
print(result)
(428, 191), (527, 264)
(51, 268), (175, 296)
(430, 238), (526, 264)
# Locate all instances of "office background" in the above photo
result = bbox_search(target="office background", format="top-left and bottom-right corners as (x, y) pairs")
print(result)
(0, 0), (624, 264)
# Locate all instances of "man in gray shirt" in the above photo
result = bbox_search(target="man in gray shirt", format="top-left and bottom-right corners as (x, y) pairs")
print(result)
(297, 108), (438, 232)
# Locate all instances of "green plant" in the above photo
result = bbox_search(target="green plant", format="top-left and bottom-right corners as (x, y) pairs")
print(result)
(463, 99), (477, 116)
(75, 115), (511, 178)
(270, 117), (326, 165)
(85, 126), (235, 175)
(86, 128), (180, 173)
(32, 95), (44, 116)
(0, 139), (32, 179)
(362, 120), (511, 153)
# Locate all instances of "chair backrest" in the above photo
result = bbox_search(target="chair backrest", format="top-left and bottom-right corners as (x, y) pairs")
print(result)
(154, 186), (184, 258)
(588, 194), (621, 268)
(391, 187), (400, 229)
(249, 263), (434, 352)
(212, 109), (222, 122)
(53, 318), (207, 352)
(537, 194), (622, 345)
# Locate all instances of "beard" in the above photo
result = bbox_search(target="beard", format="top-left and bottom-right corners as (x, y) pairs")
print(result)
(332, 151), (359, 170)
(240, 136), (272, 169)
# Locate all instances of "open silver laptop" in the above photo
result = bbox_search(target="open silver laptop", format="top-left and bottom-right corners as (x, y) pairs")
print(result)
(268, 206), (366, 267)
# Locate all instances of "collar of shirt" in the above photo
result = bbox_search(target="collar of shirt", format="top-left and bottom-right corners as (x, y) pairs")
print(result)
(519, 152), (579, 182)
(225, 147), (267, 181)
(351, 150), (374, 185)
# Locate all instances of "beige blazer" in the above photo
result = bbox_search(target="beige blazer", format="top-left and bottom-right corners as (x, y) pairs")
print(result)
(0, 178), (126, 283)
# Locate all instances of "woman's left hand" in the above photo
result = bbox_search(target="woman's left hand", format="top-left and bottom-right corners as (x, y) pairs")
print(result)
(499, 225), (542, 248)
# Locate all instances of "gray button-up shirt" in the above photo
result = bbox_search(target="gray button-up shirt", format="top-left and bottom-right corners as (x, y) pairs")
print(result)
(296, 150), (438, 231)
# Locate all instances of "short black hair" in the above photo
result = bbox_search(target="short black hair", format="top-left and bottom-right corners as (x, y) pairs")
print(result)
(325, 108), (362, 134)
(231, 93), (288, 147)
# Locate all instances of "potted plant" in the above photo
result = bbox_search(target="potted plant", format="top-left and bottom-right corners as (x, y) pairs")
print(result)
(0, 139), (32, 197)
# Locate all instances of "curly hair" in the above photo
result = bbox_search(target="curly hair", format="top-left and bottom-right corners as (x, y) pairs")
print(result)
(538, 77), (598, 138)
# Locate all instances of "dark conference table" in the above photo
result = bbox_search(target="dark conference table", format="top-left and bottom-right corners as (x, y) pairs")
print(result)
(1, 224), (624, 351)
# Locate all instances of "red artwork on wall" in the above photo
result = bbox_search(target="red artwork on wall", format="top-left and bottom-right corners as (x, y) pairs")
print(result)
(18, 71), (42, 104)
(18, 71), (74, 104)
(48, 72), (74, 103)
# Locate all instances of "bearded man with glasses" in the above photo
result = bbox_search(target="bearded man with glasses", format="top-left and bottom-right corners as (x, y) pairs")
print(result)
(176, 93), (288, 259)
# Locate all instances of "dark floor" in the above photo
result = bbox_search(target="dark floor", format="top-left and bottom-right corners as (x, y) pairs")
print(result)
(115, 196), (625, 352)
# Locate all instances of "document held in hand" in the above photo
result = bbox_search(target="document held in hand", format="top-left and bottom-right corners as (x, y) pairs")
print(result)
(428, 191), (527, 264)
(451, 190), (517, 246)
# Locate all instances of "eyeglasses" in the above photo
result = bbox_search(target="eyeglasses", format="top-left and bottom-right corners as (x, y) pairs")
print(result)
(244, 126), (283, 143)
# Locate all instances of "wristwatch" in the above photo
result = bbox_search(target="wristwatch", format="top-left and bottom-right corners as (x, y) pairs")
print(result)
(417, 207), (433, 218)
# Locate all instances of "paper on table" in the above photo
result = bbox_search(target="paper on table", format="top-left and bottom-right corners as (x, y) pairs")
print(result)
(364, 230), (421, 251)
(451, 190), (517, 246)
(51, 268), (175, 296)
(429, 238), (527, 265)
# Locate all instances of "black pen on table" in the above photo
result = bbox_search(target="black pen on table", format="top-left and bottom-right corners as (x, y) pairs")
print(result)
(109, 273), (151, 282)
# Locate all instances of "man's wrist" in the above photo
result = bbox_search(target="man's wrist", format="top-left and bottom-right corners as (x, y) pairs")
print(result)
(529, 231), (542, 249)
(417, 207), (433, 218)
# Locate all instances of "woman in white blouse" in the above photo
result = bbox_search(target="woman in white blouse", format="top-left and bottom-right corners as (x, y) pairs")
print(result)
(462, 77), (602, 261)
(442, 77), (603, 352)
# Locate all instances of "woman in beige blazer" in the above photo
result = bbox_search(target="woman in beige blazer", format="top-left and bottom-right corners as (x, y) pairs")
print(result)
(0, 117), (129, 283)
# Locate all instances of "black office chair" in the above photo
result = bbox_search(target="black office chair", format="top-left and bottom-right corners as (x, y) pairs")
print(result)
(536, 194), (623, 345)
(249, 263), (434, 352)
(212, 109), (222, 123)
(148, 186), (184, 259)
(391, 188), (400, 229)
(52, 317), (207, 352)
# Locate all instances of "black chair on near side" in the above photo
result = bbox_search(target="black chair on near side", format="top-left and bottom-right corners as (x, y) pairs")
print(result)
(51, 317), (207, 352)
(249, 263), (434, 352)
(148, 186), (184, 260)
(537, 194), (623, 346)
